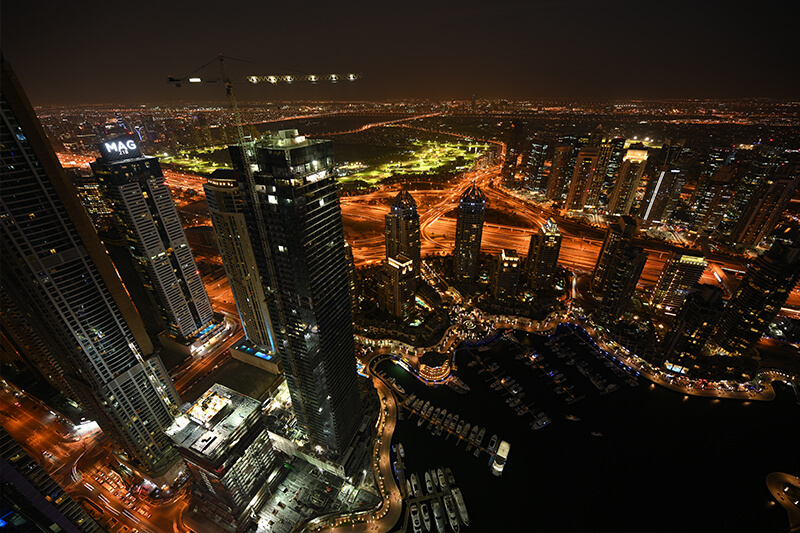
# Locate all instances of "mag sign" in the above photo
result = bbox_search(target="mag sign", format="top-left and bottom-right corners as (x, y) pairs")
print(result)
(98, 135), (142, 162)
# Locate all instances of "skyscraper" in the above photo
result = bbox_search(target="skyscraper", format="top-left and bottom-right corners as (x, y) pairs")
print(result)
(711, 238), (800, 357)
(526, 218), (562, 291)
(91, 135), (214, 341)
(0, 59), (178, 474)
(656, 284), (725, 376)
(564, 147), (599, 211)
(523, 138), (549, 191)
(502, 121), (523, 188)
(385, 189), (421, 279)
(545, 144), (573, 206)
(491, 249), (521, 299)
(692, 165), (736, 234)
(378, 254), (416, 319)
(453, 183), (486, 283)
(607, 149), (648, 216)
(229, 130), (361, 458)
(597, 246), (648, 322)
(641, 166), (684, 224)
(204, 170), (275, 351)
(650, 252), (707, 315)
(729, 162), (800, 246)
(592, 215), (637, 294)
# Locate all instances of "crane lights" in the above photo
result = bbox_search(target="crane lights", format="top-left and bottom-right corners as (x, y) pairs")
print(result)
(245, 73), (360, 84)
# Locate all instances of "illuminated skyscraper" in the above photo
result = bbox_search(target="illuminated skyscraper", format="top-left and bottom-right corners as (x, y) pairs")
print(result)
(641, 166), (684, 224)
(0, 60), (178, 474)
(650, 252), (707, 315)
(526, 218), (562, 291)
(453, 183), (486, 283)
(597, 246), (647, 322)
(229, 130), (361, 457)
(378, 254), (415, 319)
(711, 238), (800, 357)
(91, 135), (214, 341)
(565, 147), (599, 211)
(204, 170), (275, 351)
(656, 284), (725, 376)
(492, 249), (521, 299)
(385, 189), (421, 279)
(693, 165), (736, 234)
(593, 215), (637, 294)
(545, 144), (573, 206)
(727, 145), (783, 218)
(502, 121), (523, 188)
(523, 138), (549, 191)
(607, 149), (648, 216)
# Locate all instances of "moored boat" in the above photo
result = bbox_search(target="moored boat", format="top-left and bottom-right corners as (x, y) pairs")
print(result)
(487, 434), (498, 454)
(445, 467), (456, 486)
(411, 504), (422, 533)
(421, 502), (431, 531)
(411, 473), (421, 497)
(398, 443), (405, 458)
(425, 471), (434, 494)
(433, 501), (446, 533)
(437, 468), (447, 490)
(443, 494), (460, 532)
(451, 487), (470, 526)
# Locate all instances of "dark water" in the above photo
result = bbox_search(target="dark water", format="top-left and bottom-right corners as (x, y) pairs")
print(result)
(381, 325), (800, 532)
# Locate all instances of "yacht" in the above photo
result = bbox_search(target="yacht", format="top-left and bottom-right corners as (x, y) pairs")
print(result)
(468, 425), (479, 444)
(460, 422), (471, 439)
(421, 502), (431, 532)
(476, 427), (486, 446)
(433, 501), (446, 533)
(430, 469), (439, 490)
(487, 434), (498, 454)
(451, 487), (470, 526)
(388, 377), (406, 395)
(492, 441), (510, 477)
(406, 479), (413, 497)
(443, 413), (453, 431)
(443, 495), (460, 532)
(411, 504), (422, 533)
(445, 467), (456, 486)
(565, 414), (581, 422)
(425, 471), (434, 494)
(398, 443), (405, 459)
(436, 468), (447, 490)
(455, 420), (465, 435)
(449, 415), (459, 432)
(411, 473), (422, 497)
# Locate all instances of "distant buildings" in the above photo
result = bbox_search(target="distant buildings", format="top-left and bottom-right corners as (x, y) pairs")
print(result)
(0, 60), (178, 474)
(710, 238), (800, 358)
(491, 249), (521, 299)
(607, 149), (648, 216)
(593, 215), (637, 294)
(453, 183), (486, 283)
(167, 385), (284, 532)
(385, 189), (421, 279)
(227, 130), (362, 459)
(91, 134), (214, 341)
(650, 252), (707, 315)
(526, 218), (562, 292)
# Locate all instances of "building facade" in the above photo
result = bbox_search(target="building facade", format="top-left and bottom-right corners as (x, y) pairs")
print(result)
(91, 135), (214, 340)
(526, 218), (562, 291)
(453, 183), (486, 283)
(597, 246), (648, 322)
(378, 254), (416, 320)
(650, 252), (707, 315)
(0, 60), (178, 474)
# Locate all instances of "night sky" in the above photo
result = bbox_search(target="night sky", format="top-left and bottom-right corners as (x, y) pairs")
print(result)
(2, 0), (798, 106)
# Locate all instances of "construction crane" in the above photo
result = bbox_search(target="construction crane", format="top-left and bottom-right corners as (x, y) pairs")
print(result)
(168, 55), (358, 448)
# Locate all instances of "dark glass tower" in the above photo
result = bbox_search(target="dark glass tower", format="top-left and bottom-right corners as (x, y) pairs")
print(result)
(453, 183), (486, 283)
(0, 60), (178, 474)
(385, 189), (421, 279)
(593, 215), (637, 294)
(526, 218), (562, 291)
(230, 130), (361, 458)
(711, 238), (800, 357)
(597, 246), (648, 322)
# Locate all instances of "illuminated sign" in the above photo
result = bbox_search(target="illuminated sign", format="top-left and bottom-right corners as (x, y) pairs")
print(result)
(98, 135), (142, 161)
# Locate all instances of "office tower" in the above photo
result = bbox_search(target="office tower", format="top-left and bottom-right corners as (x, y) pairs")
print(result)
(693, 165), (736, 233)
(91, 134), (214, 341)
(166, 384), (284, 532)
(711, 238), (800, 357)
(229, 130), (361, 457)
(650, 252), (707, 315)
(730, 163), (800, 246)
(492, 249), (521, 299)
(385, 189), (421, 279)
(656, 285), (725, 374)
(597, 246), (648, 322)
(0, 60), (178, 474)
(526, 218), (562, 291)
(502, 121), (523, 188)
(727, 145), (783, 219)
(344, 241), (359, 313)
(588, 124), (605, 148)
(523, 138), (549, 191)
(67, 168), (114, 232)
(204, 170), (275, 351)
(545, 144), (573, 206)
(453, 183), (486, 283)
(378, 254), (415, 320)
(592, 215), (637, 294)
(659, 138), (685, 166)
(587, 139), (615, 208)
(641, 166), (684, 224)
(565, 147), (599, 211)
(607, 149), (648, 216)
(0, 428), (103, 532)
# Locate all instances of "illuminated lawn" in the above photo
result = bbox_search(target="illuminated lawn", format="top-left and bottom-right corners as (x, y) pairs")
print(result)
(160, 145), (231, 175)
(339, 140), (488, 185)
